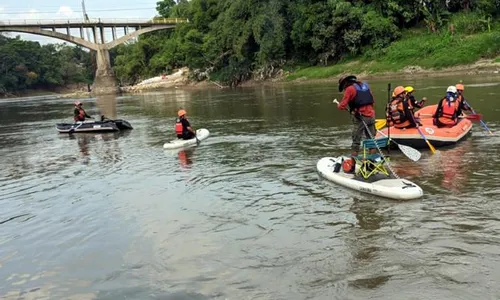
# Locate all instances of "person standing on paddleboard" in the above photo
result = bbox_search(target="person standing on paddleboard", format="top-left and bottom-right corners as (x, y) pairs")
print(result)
(337, 75), (377, 157)
(175, 109), (196, 140)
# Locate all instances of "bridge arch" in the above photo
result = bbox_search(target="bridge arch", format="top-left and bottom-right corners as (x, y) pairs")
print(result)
(0, 27), (98, 50)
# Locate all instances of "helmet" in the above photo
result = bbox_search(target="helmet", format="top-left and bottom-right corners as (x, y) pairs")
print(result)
(177, 109), (186, 117)
(74, 101), (82, 106)
(404, 86), (414, 93)
(338, 75), (357, 92)
(446, 86), (457, 94)
(393, 86), (406, 97)
(456, 83), (464, 91)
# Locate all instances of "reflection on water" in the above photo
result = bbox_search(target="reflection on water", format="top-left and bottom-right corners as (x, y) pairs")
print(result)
(96, 94), (117, 120)
(178, 148), (195, 168)
(1, 77), (500, 299)
(392, 139), (474, 194)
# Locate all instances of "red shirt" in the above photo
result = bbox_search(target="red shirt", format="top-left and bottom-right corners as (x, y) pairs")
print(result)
(338, 84), (375, 117)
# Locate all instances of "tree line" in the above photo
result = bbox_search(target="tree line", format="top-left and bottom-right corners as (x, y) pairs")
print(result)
(112, 0), (500, 87)
(0, 35), (93, 96)
(2, 0), (500, 94)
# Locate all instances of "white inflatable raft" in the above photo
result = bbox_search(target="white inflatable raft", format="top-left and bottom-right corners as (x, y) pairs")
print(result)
(316, 156), (423, 200)
(163, 128), (210, 150)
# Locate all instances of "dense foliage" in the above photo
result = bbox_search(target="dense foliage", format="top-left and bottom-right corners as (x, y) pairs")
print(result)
(0, 35), (93, 95)
(112, 0), (500, 86)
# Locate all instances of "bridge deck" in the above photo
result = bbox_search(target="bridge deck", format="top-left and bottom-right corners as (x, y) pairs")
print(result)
(0, 18), (188, 28)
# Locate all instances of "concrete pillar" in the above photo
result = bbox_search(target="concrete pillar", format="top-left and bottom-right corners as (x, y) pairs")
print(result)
(66, 27), (70, 35)
(124, 26), (128, 35)
(100, 26), (105, 43)
(112, 26), (116, 40)
(80, 27), (84, 39)
(92, 27), (98, 43)
(92, 46), (119, 95)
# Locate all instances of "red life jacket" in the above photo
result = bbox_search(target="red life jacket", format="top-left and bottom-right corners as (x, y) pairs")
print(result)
(175, 118), (183, 136)
(74, 108), (85, 122)
(436, 98), (459, 126)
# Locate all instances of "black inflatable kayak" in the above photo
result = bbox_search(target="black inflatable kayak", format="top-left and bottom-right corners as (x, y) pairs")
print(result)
(56, 119), (133, 133)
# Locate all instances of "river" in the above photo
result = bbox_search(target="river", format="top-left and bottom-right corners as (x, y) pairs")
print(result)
(1, 75), (499, 299)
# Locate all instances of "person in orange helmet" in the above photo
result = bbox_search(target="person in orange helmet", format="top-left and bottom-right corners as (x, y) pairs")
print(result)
(387, 86), (419, 129)
(175, 109), (196, 140)
(455, 83), (472, 115)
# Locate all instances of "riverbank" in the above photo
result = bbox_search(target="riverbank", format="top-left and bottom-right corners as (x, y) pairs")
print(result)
(4, 59), (500, 101)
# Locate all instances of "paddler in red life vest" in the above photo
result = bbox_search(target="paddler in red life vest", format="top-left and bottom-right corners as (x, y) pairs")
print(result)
(175, 109), (196, 140)
(337, 75), (376, 157)
(387, 86), (420, 129)
(433, 86), (472, 128)
(73, 101), (91, 122)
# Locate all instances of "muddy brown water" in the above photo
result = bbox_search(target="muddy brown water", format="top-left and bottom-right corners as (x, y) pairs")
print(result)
(1, 75), (500, 299)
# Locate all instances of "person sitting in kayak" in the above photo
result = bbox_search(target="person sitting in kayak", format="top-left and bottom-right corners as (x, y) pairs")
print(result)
(404, 86), (427, 109)
(337, 75), (377, 157)
(175, 109), (196, 140)
(387, 86), (419, 129)
(74, 101), (91, 122)
(433, 86), (471, 128)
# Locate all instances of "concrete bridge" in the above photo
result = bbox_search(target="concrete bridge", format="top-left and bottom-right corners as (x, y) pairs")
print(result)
(0, 18), (188, 94)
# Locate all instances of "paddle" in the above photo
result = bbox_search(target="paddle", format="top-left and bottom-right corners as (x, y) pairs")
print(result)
(332, 99), (386, 130)
(376, 130), (421, 162)
(409, 113), (436, 154)
(417, 113), (483, 121)
(386, 83), (391, 154)
(333, 99), (400, 179)
(375, 119), (386, 130)
(463, 100), (493, 135)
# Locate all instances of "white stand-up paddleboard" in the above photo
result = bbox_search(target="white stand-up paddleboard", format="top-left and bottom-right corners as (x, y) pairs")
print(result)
(316, 156), (423, 200)
(163, 128), (210, 150)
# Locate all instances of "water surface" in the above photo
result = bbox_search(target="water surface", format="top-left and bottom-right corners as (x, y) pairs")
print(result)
(1, 76), (500, 299)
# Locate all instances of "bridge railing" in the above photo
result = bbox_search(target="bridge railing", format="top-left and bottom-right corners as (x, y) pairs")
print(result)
(0, 18), (189, 26)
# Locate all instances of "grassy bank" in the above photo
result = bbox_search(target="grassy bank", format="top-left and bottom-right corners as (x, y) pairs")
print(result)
(286, 28), (500, 81)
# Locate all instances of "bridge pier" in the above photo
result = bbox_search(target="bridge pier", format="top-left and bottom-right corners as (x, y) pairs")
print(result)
(92, 47), (120, 95)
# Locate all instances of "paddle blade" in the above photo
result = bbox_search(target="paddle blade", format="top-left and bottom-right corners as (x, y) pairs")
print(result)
(398, 144), (422, 162)
(465, 114), (483, 121)
(375, 119), (386, 130)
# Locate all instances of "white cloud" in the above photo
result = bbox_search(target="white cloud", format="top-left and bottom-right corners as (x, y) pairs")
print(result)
(56, 6), (74, 18)
(17, 9), (40, 20)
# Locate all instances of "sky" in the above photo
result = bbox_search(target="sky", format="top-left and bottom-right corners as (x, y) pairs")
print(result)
(0, 0), (161, 44)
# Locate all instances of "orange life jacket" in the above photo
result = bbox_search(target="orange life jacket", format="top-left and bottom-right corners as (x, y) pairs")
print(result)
(388, 97), (412, 129)
(175, 118), (183, 136)
(436, 98), (459, 126)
